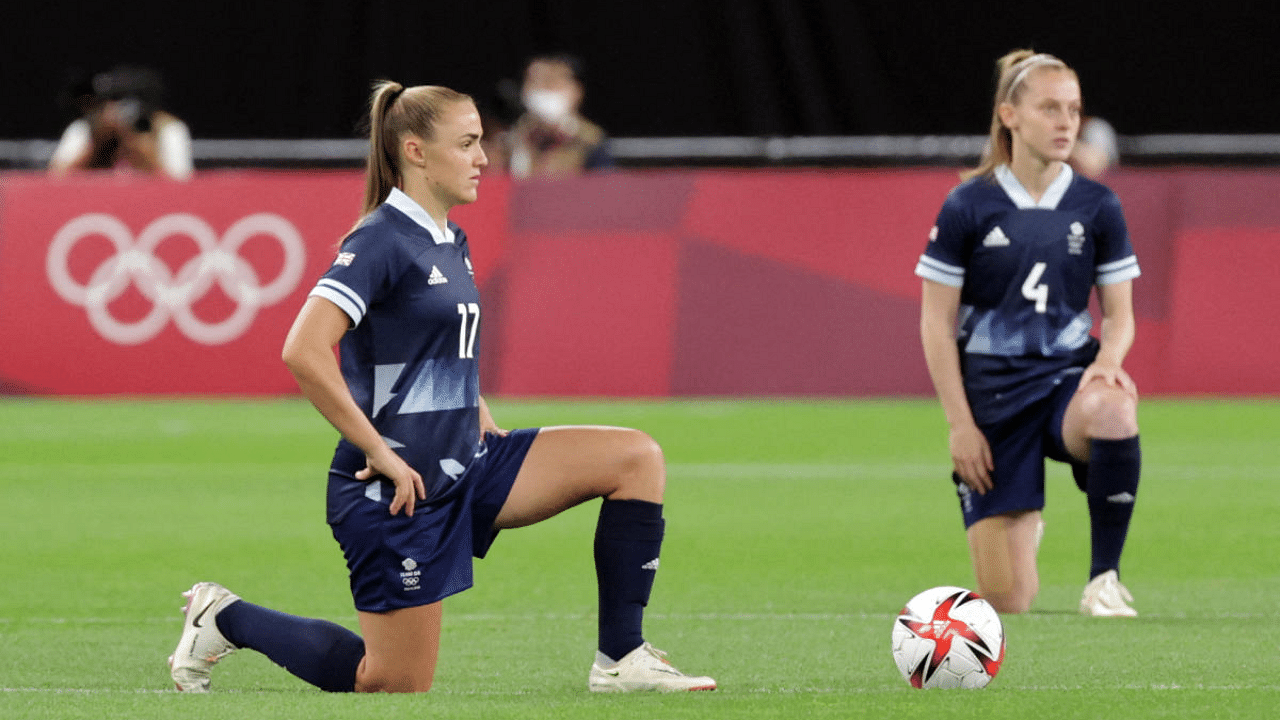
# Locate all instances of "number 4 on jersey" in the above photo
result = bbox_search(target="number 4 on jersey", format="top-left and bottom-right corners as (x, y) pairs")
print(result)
(1021, 262), (1049, 314)
(457, 303), (479, 358)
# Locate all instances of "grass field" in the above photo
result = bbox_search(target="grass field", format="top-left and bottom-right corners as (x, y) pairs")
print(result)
(1, 396), (1277, 719)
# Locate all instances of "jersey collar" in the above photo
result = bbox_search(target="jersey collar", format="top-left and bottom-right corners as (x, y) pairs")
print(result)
(385, 187), (456, 245)
(995, 163), (1073, 210)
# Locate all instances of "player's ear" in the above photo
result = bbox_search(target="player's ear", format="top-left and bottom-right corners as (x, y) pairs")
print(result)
(997, 102), (1017, 130)
(401, 135), (428, 168)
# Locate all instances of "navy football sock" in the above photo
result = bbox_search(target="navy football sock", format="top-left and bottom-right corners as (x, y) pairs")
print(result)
(216, 600), (365, 692)
(1086, 436), (1141, 580)
(594, 499), (664, 662)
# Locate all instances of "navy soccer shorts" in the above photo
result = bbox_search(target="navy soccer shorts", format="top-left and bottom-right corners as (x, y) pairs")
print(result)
(954, 374), (1086, 528)
(328, 428), (540, 612)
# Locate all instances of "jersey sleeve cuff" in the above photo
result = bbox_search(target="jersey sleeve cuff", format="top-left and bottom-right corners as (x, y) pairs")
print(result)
(915, 255), (965, 287)
(309, 279), (366, 326)
(1095, 256), (1141, 285)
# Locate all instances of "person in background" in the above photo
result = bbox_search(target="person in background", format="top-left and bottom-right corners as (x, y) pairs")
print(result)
(916, 50), (1143, 618)
(48, 65), (193, 181)
(496, 53), (612, 178)
(1070, 115), (1120, 179)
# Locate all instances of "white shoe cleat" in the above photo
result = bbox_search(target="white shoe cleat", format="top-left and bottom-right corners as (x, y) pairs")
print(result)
(168, 582), (241, 692)
(1079, 569), (1138, 617)
(588, 642), (717, 693)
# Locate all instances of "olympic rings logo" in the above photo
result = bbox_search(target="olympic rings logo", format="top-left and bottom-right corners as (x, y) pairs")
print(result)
(46, 213), (307, 346)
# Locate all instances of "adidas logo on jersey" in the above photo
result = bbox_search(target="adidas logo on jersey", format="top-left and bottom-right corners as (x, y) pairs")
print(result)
(427, 265), (449, 285)
(641, 558), (660, 571)
(982, 226), (1011, 247)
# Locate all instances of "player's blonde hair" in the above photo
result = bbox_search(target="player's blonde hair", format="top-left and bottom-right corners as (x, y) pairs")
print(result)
(964, 50), (1077, 180)
(359, 80), (474, 217)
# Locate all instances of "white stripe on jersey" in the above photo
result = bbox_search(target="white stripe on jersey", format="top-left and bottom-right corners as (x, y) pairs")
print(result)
(311, 278), (367, 325)
(915, 254), (965, 287)
(1096, 256), (1141, 285)
(373, 363), (407, 418)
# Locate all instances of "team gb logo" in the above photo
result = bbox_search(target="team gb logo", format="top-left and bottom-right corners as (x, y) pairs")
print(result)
(1066, 222), (1086, 255)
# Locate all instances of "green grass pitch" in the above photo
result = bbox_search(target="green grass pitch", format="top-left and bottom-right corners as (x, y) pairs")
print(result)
(1, 396), (1277, 719)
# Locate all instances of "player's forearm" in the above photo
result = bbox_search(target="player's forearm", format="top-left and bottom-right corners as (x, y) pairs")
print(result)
(921, 320), (978, 430)
(478, 396), (498, 431)
(284, 343), (390, 461)
(1095, 313), (1135, 368)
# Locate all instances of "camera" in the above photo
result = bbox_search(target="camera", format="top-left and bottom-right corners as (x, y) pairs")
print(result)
(112, 97), (151, 134)
(90, 65), (163, 134)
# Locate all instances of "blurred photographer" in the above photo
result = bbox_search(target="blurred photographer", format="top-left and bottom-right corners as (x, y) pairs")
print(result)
(494, 53), (612, 178)
(48, 65), (193, 180)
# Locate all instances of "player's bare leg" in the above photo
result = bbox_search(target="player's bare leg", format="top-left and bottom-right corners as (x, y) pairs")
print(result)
(354, 602), (442, 692)
(967, 510), (1042, 614)
(496, 426), (716, 692)
(495, 426), (664, 528)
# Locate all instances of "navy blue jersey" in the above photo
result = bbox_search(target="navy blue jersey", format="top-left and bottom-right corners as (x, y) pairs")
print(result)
(309, 188), (483, 512)
(915, 165), (1140, 425)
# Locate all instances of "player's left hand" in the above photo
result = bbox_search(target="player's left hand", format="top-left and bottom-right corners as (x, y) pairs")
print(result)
(1078, 363), (1138, 399)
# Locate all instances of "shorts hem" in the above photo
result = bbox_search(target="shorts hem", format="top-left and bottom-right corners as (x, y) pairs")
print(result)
(352, 581), (473, 613)
(962, 503), (1044, 529)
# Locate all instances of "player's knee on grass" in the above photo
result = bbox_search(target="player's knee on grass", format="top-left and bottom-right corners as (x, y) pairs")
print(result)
(355, 666), (435, 694)
(972, 566), (1037, 614)
(981, 588), (1035, 615)
(973, 560), (1037, 614)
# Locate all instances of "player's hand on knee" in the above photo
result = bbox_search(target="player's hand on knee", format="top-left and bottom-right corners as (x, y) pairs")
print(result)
(1079, 363), (1138, 399)
(950, 423), (994, 495)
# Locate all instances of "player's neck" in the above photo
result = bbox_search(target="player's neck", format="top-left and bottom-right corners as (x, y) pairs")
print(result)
(398, 179), (451, 231)
(1007, 156), (1066, 203)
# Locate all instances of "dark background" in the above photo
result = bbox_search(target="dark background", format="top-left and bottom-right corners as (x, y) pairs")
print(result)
(3, 1), (1272, 140)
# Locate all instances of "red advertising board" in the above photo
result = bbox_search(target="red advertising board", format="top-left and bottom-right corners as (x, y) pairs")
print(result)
(2, 168), (1277, 396)
(0, 172), (361, 393)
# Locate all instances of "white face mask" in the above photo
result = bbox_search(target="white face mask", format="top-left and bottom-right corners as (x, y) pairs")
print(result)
(522, 90), (572, 123)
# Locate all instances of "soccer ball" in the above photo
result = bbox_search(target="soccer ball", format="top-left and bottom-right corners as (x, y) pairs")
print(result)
(891, 586), (1005, 689)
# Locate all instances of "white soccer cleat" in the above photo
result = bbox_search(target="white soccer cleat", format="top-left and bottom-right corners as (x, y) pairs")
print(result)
(588, 642), (717, 693)
(1079, 569), (1138, 618)
(168, 582), (241, 692)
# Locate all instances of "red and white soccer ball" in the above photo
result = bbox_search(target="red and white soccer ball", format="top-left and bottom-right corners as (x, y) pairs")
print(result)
(891, 586), (1005, 689)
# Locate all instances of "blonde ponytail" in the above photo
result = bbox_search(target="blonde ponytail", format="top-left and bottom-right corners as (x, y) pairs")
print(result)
(344, 81), (476, 239)
(963, 50), (1074, 181)
(362, 80), (406, 216)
